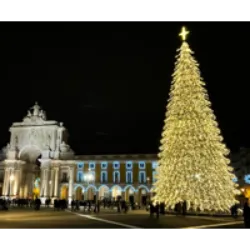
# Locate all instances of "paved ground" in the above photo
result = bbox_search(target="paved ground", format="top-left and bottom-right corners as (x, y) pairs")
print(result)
(0, 207), (245, 229)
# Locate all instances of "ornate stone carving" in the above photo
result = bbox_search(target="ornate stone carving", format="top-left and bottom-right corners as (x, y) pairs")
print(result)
(32, 102), (40, 116)
(22, 102), (49, 124)
(2, 102), (75, 200)
(60, 141), (70, 153)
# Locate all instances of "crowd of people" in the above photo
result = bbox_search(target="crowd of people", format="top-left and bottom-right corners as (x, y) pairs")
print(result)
(1, 195), (250, 228)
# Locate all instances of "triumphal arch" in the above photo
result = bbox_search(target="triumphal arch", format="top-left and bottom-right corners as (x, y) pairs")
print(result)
(1, 103), (75, 203)
(0, 102), (156, 205)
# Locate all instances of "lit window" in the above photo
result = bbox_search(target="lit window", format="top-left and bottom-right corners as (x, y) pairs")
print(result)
(244, 174), (250, 184)
(126, 161), (133, 170)
(89, 162), (95, 170)
(152, 161), (158, 169)
(139, 161), (145, 169)
(101, 171), (108, 183)
(139, 171), (146, 183)
(126, 171), (133, 183)
(77, 162), (84, 168)
(113, 171), (120, 183)
(78, 172), (83, 182)
(101, 162), (108, 169)
(113, 161), (120, 169)
(232, 177), (238, 183)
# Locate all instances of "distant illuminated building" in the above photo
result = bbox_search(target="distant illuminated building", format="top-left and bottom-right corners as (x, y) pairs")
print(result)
(0, 103), (157, 205)
(231, 148), (250, 199)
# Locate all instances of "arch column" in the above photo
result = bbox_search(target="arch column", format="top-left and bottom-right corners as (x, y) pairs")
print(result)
(3, 160), (23, 198)
(13, 167), (21, 196)
(121, 191), (125, 200)
(95, 191), (99, 203)
(134, 191), (139, 204)
(53, 166), (60, 198)
(39, 159), (51, 203)
(68, 165), (75, 204)
(3, 167), (10, 196)
(49, 169), (55, 198)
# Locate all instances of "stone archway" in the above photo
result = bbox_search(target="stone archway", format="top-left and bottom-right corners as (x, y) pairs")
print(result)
(124, 185), (136, 203)
(18, 145), (42, 198)
(86, 186), (96, 201)
(99, 185), (110, 200)
(111, 185), (122, 201)
(75, 186), (84, 200)
(138, 185), (150, 206)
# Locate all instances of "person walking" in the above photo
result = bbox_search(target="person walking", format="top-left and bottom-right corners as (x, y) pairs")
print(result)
(243, 199), (250, 228)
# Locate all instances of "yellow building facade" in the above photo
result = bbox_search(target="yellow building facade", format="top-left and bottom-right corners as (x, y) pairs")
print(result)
(60, 154), (157, 204)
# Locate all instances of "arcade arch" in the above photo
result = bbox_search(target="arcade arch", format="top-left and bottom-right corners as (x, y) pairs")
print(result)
(124, 185), (136, 203)
(19, 145), (42, 198)
(138, 185), (150, 206)
(75, 185), (84, 200)
(99, 185), (110, 200)
(111, 185), (122, 200)
(86, 185), (96, 200)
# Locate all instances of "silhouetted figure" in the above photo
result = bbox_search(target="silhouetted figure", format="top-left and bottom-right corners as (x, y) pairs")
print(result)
(243, 199), (250, 228)
(71, 199), (76, 211)
(35, 198), (41, 210)
(123, 201), (128, 213)
(54, 199), (59, 211)
(182, 200), (187, 216)
(155, 202), (160, 219)
(175, 202), (182, 215)
(149, 202), (154, 217)
(76, 200), (80, 211)
(117, 201), (121, 213)
(160, 202), (165, 215)
(96, 201), (100, 213)
(231, 203), (238, 218)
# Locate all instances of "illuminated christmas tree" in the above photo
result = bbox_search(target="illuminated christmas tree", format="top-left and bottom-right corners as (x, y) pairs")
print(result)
(153, 27), (239, 212)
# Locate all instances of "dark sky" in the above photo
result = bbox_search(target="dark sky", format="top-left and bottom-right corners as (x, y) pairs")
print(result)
(0, 22), (249, 155)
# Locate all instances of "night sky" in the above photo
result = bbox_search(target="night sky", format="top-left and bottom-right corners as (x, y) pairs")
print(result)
(0, 22), (248, 155)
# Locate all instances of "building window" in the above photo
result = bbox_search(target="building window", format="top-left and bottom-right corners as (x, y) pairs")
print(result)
(113, 161), (120, 169)
(153, 171), (157, 183)
(139, 171), (146, 183)
(77, 162), (84, 169)
(152, 161), (158, 169)
(77, 172), (83, 182)
(62, 173), (68, 182)
(101, 171), (108, 183)
(139, 161), (145, 169)
(126, 171), (133, 184)
(113, 171), (120, 183)
(89, 162), (95, 170)
(126, 161), (133, 170)
(101, 162), (108, 169)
